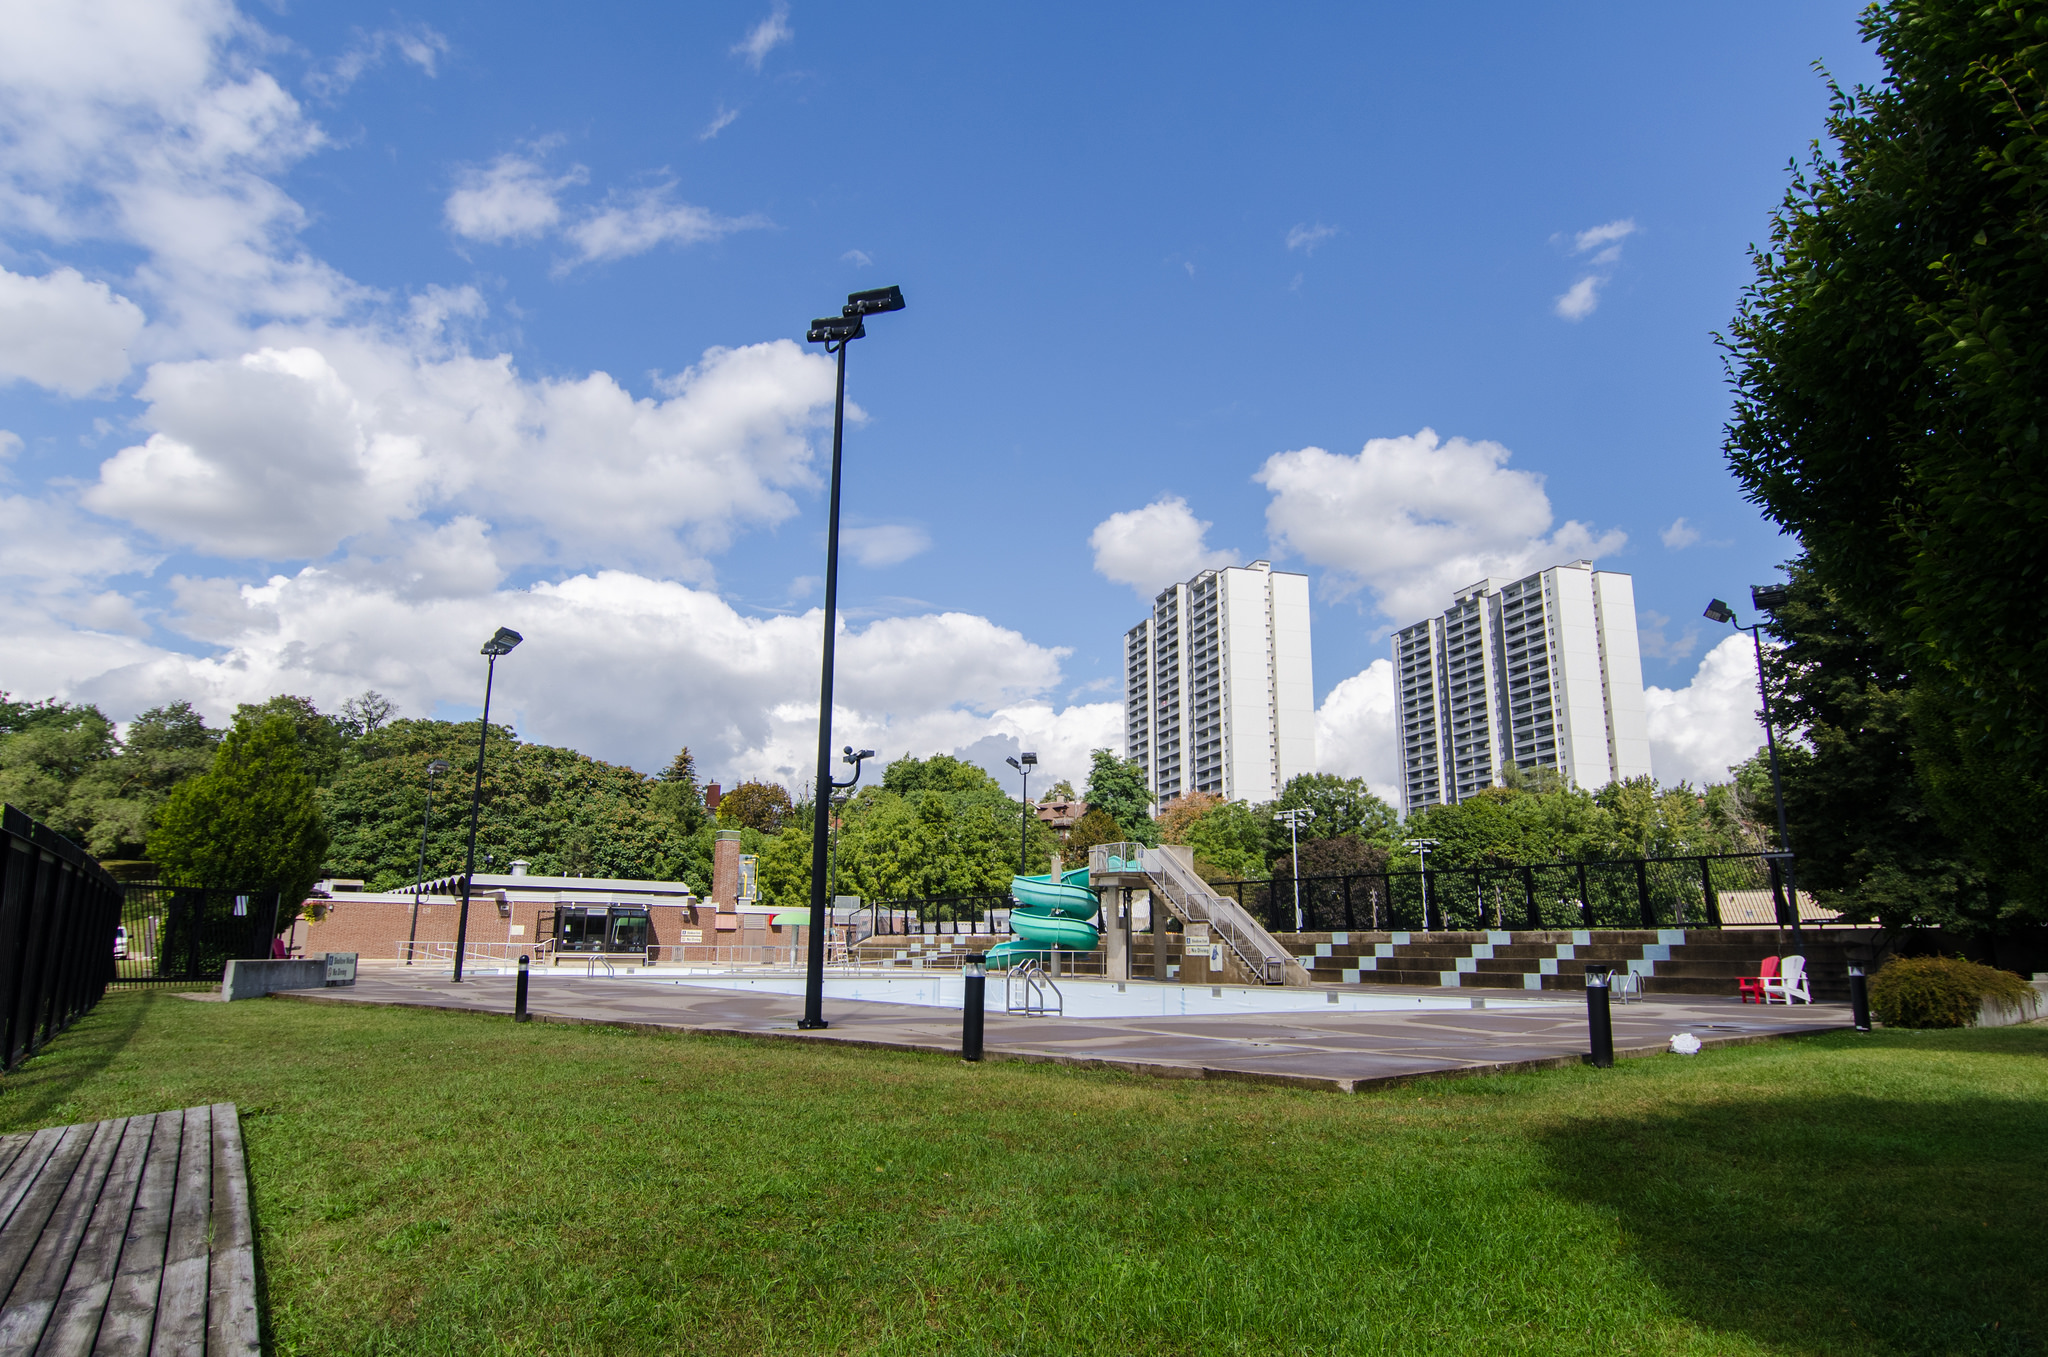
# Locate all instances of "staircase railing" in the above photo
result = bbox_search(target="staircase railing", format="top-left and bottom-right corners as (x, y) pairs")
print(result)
(1095, 843), (1307, 986)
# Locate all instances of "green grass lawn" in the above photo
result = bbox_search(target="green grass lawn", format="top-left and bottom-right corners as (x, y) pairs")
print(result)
(1, 994), (2043, 1356)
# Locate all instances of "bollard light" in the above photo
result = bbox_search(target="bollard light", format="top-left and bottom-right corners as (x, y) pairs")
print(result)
(1847, 961), (1871, 1032)
(514, 953), (531, 1023)
(961, 952), (987, 1062)
(1584, 964), (1615, 1068)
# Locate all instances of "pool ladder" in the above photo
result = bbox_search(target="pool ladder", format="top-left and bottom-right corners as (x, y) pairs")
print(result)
(1005, 959), (1062, 1017)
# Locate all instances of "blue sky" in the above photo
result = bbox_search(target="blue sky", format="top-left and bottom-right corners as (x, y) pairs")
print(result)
(0, 0), (1880, 800)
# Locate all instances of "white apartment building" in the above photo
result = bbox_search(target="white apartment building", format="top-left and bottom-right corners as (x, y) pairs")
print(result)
(1393, 560), (1651, 813)
(1124, 561), (1316, 807)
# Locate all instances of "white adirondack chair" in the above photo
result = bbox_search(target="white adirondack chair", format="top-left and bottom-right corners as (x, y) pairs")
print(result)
(1762, 953), (1812, 1004)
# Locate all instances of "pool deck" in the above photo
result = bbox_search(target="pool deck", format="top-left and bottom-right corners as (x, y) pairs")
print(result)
(280, 970), (1855, 1093)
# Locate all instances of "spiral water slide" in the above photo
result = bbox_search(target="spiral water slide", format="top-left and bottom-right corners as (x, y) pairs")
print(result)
(985, 867), (1099, 968)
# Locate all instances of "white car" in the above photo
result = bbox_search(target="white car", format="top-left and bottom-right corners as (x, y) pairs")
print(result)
(113, 925), (128, 960)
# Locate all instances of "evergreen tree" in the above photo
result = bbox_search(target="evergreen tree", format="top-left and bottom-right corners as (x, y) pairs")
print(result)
(149, 715), (330, 907)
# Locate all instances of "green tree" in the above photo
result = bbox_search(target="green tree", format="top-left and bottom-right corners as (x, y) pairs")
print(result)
(0, 700), (116, 833)
(880, 753), (1005, 798)
(149, 715), (330, 908)
(232, 695), (348, 786)
(718, 780), (793, 833)
(650, 747), (708, 836)
(1270, 773), (1399, 851)
(67, 702), (221, 861)
(1182, 800), (1270, 881)
(1722, 0), (2048, 916)
(1083, 749), (1158, 845)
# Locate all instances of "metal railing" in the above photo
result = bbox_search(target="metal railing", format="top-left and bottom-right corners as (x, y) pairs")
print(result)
(1006, 958), (1062, 1016)
(1094, 843), (1300, 984)
(1211, 852), (1828, 934)
(862, 896), (1012, 937)
(1, 805), (124, 1068)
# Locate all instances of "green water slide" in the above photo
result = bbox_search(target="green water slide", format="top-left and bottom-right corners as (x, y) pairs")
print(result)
(986, 867), (1100, 968)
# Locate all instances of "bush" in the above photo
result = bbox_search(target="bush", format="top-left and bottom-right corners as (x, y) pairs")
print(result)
(1867, 956), (2032, 1028)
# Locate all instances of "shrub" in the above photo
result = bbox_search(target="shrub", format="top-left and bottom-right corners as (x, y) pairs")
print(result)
(1867, 955), (2032, 1029)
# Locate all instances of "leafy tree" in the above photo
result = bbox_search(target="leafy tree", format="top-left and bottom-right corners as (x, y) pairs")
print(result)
(232, 695), (348, 786)
(1042, 779), (1077, 802)
(320, 718), (679, 887)
(881, 753), (1004, 798)
(718, 780), (793, 833)
(1155, 791), (1225, 844)
(1083, 749), (1157, 845)
(1270, 773), (1399, 850)
(338, 690), (396, 738)
(1722, 0), (2048, 910)
(149, 715), (330, 909)
(1182, 800), (1270, 881)
(1275, 835), (1392, 881)
(1060, 808), (1123, 867)
(0, 701), (116, 831)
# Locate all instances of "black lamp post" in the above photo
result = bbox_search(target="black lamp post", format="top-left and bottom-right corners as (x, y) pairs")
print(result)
(1704, 587), (1801, 937)
(453, 626), (522, 983)
(827, 745), (875, 924)
(1005, 752), (1038, 875)
(406, 758), (450, 964)
(799, 285), (906, 1031)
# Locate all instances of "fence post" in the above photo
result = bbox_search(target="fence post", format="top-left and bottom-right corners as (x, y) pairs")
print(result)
(1522, 867), (1539, 930)
(1767, 857), (1792, 930)
(1700, 858), (1721, 929)
(1576, 864), (1592, 928)
(1635, 859), (1654, 929)
(1343, 875), (1353, 931)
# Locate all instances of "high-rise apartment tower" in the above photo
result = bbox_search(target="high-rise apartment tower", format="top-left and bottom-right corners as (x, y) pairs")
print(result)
(1124, 561), (1315, 807)
(1393, 560), (1650, 813)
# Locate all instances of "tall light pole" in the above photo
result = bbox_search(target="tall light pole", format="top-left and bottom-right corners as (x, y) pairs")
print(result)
(1005, 752), (1038, 875)
(406, 758), (450, 964)
(453, 626), (523, 983)
(800, 285), (907, 1030)
(1403, 837), (1440, 931)
(1273, 806), (1315, 930)
(1704, 586), (1802, 937)
(828, 745), (875, 934)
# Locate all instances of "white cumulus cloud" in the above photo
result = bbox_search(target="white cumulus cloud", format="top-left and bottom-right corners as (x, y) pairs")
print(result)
(1660, 516), (1701, 549)
(560, 186), (766, 267)
(0, 266), (145, 394)
(842, 524), (931, 568)
(444, 153), (581, 243)
(1089, 496), (1238, 599)
(1256, 428), (1625, 623)
(1314, 660), (1399, 806)
(1644, 634), (1767, 786)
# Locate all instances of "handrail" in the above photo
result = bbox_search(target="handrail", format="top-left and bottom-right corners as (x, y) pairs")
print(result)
(1125, 847), (1305, 986)
(1006, 958), (1062, 1015)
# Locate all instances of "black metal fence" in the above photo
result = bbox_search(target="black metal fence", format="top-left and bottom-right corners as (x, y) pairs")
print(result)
(112, 882), (281, 989)
(0, 805), (124, 1070)
(1217, 852), (1809, 934)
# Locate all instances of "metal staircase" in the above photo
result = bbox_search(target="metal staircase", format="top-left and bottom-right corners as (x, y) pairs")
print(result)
(1092, 843), (1312, 986)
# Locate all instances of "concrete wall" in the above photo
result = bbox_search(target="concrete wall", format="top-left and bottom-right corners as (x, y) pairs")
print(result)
(222, 958), (329, 1001)
(290, 894), (800, 961)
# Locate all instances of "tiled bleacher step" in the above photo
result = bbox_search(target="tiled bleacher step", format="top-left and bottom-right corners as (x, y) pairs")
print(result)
(1286, 929), (1859, 1001)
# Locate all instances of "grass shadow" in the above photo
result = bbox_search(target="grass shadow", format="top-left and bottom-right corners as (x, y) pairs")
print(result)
(0, 992), (158, 1132)
(1537, 1090), (2047, 1355)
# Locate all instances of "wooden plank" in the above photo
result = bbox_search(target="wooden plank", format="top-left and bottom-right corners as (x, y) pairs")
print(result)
(95, 1115), (179, 1357)
(203, 1107), (258, 1357)
(0, 1132), (64, 1242)
(0, 1140), (34, 1199)
(0, 1126), (95, 1309)
(0, 1118), (125, 1354)
(36, 1116), (154, 1357)
(144, 1108), (208, 1357)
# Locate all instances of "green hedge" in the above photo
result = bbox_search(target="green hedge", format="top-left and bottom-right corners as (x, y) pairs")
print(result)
(1867, 956), (2032, 1029)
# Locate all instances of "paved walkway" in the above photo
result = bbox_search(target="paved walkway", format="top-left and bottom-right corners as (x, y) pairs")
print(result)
(285, 972), (1852, 1093)
(0, 1104), (260, 1356)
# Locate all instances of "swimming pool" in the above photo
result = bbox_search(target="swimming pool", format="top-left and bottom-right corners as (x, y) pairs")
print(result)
(635, 972), (1562, 1019)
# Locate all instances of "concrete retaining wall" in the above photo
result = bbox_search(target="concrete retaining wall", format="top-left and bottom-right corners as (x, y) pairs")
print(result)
(1980, 980), (2047, 1028)
(221, 958), (329, 1001)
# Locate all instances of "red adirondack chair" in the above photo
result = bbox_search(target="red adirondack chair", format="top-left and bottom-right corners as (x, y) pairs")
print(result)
(1738, 955), (1780, 1004)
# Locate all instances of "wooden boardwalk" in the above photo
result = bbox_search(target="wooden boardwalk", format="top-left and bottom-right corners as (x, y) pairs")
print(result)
(0, 1105), (259, 1356)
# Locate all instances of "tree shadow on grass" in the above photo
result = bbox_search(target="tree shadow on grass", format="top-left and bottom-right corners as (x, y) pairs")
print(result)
(1537, 1092), (2047, 1355)
(0, 991), (157, 1132)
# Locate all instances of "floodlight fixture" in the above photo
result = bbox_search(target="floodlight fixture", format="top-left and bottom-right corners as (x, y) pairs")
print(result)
(845, 285), (906, 316)
(427, 759), (450, 776)
(1702, 598), (1734, 625)
(1750, 583), (1792, 611)
(454, 627), (522, 980)
(481, 626), (523, 656)
(1021, 751), (1038, 767)
(807, 315), (865, 344)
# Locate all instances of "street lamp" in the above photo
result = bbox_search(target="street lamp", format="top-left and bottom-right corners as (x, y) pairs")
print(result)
(1704, 586), (1802, 937)
(1273, 806), (1315, 931)
(1005, 752), (1038, 875)
(1403, 837), (1440, 931)
(827, 745), (875, 922)
(798, 285), (909, 1031)
(453, 626), (522, 983)
(406, 758), (450, 964)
